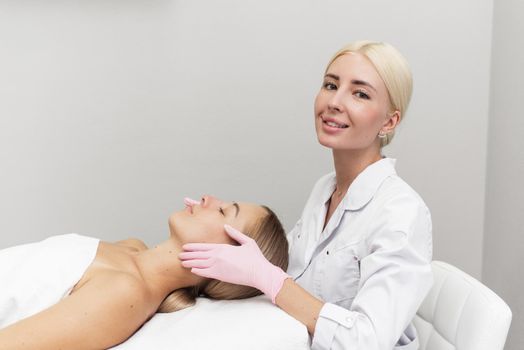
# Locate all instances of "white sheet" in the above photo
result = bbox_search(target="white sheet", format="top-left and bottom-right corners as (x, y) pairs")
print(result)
(112, 295), (311, 350)
(0, 234), (99, 329)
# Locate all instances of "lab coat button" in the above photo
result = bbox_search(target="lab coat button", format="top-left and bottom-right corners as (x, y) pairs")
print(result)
(345, 316), (355, 326)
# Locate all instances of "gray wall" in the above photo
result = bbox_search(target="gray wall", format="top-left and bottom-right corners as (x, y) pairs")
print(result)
(483, 0), (524, 349)
(0, 0), (493, 279)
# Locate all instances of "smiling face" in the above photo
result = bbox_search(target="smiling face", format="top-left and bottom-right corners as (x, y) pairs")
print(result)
(314, 52), (399, 152)
(168, 195), (268, 245)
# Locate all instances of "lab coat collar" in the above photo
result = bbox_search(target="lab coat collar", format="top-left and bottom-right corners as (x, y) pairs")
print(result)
(326, 157), (397, 211)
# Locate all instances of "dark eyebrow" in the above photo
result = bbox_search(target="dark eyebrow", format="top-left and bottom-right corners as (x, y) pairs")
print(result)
(351, 79), (377, 92)
(324, 73), (377, 92)
(233, 202), (240, 218)
(324, 73), (339, 81)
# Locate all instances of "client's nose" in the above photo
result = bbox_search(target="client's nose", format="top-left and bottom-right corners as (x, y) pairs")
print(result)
(201, 195), (219, 208)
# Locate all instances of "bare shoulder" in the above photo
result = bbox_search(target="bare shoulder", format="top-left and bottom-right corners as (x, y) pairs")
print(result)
(0, 271), (156, 350)
(71, 272), (156, 345)
(116, 238), (148, 251)
(90, 271), (154, 315)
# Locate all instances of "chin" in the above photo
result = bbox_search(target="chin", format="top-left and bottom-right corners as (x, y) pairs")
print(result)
(317, 133), (340, 149)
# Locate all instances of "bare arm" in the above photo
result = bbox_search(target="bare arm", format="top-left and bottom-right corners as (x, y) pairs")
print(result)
(275, 278), (324, 334)
(0, 274), (153, 350)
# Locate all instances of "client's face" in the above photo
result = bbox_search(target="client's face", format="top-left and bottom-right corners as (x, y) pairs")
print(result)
(168, 195), (267, 245)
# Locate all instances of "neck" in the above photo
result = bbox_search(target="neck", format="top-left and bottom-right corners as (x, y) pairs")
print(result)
(134, 236), (204, 301)
(332, 147), (383, 195)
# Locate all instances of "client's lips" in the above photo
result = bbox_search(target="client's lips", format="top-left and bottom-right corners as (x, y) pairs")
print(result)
(321, 116), (349, 128)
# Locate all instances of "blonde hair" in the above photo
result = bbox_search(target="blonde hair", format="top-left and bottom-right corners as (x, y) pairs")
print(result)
(158, 206), (288, 312)
(326, 41), (413, 147)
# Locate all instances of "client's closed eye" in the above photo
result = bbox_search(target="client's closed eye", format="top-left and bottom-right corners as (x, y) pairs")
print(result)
(219, 207), (225, 216)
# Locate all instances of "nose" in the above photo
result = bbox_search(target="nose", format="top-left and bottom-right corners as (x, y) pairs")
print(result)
(327, 91), (343, 113)
(201, 195), (220, 208)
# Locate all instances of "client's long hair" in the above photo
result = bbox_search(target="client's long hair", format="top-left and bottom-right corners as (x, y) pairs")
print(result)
(157, 206), (289, 312)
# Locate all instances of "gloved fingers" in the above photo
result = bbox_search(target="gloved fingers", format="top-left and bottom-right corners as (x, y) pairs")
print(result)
(184, 197), (201, 207)
(189, 267), (218, 279)
(224, 224), (253, 245)
(178, 251), (211, 261)
(182, 243), (223, 252)
(181, 258), (212, 269)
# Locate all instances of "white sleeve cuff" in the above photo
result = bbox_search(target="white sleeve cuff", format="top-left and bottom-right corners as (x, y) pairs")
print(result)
(311, 303), (357, 350)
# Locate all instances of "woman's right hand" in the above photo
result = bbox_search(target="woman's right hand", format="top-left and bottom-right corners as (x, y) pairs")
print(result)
(179, 224), (290, 303)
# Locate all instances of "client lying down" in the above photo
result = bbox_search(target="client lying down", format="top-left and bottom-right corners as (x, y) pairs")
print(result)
(0, 195), (289, 350)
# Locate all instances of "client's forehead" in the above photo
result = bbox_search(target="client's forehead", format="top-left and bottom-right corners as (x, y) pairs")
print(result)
(235, 202), (267, 224)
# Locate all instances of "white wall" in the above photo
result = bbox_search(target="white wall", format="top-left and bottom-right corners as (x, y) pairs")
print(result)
(483, 0), (524, 348)
(0, 0), (493, 282)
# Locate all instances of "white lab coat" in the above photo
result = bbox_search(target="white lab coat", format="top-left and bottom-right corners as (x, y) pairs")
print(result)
(287, 158), (433, 350)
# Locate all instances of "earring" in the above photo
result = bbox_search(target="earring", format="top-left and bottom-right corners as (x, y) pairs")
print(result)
(378, 132), (387, 139)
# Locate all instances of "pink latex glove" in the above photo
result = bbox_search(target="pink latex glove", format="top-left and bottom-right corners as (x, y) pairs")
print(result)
(179, 224), (290, 303)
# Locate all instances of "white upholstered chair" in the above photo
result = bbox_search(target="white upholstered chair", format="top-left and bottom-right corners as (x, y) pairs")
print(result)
(413, 261), (512, 350)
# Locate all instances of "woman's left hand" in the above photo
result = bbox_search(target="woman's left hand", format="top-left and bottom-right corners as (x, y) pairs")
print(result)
(179, 224), (289, 303)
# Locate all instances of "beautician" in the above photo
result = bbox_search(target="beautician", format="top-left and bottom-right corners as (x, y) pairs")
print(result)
(180, 40), (433, 350)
